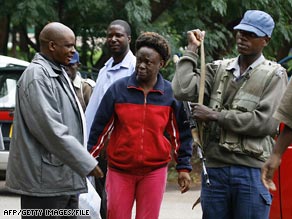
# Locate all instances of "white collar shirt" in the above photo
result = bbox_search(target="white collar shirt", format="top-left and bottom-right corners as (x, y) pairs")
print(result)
(226, 54), (265, 81)
(85, 50), (136, 136)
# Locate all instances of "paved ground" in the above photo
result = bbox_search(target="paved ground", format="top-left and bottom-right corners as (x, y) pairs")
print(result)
(158, 183), (202, 219)
(0, 180), (203, 219)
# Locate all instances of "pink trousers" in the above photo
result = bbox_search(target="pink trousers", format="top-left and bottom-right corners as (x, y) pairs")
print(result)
(106, 166), (168, 219)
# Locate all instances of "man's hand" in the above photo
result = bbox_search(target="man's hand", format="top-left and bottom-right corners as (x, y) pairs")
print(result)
(261, 125), (292, 190)
(186, 29), (205, 52)
(261, 154), (282, 191)
(178, 172), (191, 193)
(191, 103), (219, 122)
(88, 165), (104, 178)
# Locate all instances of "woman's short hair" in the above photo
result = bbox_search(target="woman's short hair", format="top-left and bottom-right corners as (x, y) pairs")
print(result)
(135, 32), (171, 65)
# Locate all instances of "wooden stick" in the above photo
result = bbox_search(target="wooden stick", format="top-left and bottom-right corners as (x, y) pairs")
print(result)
(198, 39), (205, 105)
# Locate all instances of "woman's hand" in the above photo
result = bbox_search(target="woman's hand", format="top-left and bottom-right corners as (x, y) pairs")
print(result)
(178, 172), (191, 193)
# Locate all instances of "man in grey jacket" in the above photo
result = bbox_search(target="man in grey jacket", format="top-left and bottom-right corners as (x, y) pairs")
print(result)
(172, 10), (287, 219)
(6, 22), (103, 218)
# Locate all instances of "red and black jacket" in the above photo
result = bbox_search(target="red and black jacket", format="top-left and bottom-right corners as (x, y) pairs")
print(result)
(88, 73), (193, 174)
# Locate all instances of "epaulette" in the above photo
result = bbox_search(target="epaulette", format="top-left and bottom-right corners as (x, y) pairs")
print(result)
(212, 60), (222, 66)
(264, 60), (286, 78)
(275, 68), (286, 77)
(83, 78), (96, 87)
(213, 58), (236, 70)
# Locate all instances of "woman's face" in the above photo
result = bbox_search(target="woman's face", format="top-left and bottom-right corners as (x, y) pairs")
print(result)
(135, 46), (164, 84)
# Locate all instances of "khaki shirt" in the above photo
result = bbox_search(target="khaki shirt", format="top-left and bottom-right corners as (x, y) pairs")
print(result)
(274, 79), (292, 128)
(72, 74), (95, 111)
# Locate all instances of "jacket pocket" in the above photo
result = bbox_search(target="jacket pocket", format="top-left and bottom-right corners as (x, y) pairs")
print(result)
(242, 136), (274, 161)
(219, 129), (242, 153)
(241, 136), (264, 158)
(41, 153), (73, 189)
(219, 129), (274, 161)
(42, 153), (63, 166)
(260, 193), (272, 206)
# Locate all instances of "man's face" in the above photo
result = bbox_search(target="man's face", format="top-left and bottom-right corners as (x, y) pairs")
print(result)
(106, 24), (130, 56)
(51, 31), (76, 66)
(235, 30), (269, 56)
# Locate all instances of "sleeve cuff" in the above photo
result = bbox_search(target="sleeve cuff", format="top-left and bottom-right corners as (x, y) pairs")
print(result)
(177, 169), (191, 173)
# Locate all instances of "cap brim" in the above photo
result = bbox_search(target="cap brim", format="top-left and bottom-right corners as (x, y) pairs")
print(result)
(233, 23), (266, 37)
(69, 60), (78, 64)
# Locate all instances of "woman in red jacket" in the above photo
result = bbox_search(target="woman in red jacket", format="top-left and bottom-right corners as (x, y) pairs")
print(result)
(88, 32), (193, 219)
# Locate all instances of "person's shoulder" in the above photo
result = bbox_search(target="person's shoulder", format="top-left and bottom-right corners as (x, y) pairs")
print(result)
(163, 78), (171, 86)
(105, 76), (130, 95)
(22, 56), (52, 81)
(116, 75), (131, 84)
(158, 75), (172, 92)
(122, 50), (136, 67)
(83, 78), (96, 87)
(263, 59), (280, 67)
(263, 60), (287, 78)
(212, 57), (236, 66)
(127, 50), (136, 59)
(108, 75), (130, 88)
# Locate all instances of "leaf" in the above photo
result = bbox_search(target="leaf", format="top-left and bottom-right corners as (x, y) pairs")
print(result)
(211, 0), (227, 16)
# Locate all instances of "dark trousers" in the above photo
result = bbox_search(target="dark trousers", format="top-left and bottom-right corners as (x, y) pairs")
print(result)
(95, 156), (107, 219)
(21, 194), (78, 219)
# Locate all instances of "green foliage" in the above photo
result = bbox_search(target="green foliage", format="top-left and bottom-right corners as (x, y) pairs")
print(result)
(14, 0), (57, 26)
(1, 0), (292, 79)
(125, 0), (152, 25)
(211, 0), (227, 16)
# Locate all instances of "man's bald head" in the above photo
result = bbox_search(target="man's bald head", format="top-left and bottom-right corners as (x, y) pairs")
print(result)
(39, 22), (76, 66)
(39, 22), (75, 50)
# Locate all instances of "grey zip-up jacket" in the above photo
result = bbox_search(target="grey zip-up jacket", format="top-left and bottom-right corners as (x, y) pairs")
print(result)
(6, 53), (97, 196)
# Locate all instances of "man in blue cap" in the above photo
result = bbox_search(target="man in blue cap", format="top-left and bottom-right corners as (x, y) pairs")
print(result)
(65, 51), (95, 111)
(172, 10), (288, 219)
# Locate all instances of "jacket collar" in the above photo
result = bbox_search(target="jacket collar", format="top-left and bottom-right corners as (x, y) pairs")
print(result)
(32, 53), (63, 77)
(104, 50), (135, 70)
(226, 54), (266, 78)
(127, 72), (165, 94)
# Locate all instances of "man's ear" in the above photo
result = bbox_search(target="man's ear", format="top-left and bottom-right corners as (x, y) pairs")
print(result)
(263, 37), (271, 46)
(48, 41), (55, 51)
(128, 35), (131, 43)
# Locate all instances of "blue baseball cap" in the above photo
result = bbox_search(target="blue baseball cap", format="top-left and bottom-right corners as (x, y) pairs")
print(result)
(233, 10), (275, 37)
(69, 51), (80, 64)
